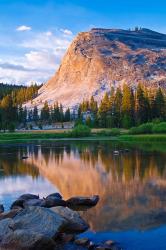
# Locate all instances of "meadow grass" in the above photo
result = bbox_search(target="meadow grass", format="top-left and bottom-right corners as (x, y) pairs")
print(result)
(119, 134), (166, 142)
(0, 131), (166, 143)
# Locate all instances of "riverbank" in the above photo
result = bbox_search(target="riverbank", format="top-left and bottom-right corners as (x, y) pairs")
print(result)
(0, 130), (166, 142)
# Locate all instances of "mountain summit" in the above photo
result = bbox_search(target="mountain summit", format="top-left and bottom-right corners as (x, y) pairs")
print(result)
(29, 28), (166, 109)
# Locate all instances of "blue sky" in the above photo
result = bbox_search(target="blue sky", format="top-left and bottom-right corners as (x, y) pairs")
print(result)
(0, 0), (166, 84)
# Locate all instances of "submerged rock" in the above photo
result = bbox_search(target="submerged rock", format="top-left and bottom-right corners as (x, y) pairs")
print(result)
(21, 156), (28, 160)
(95, 243), (121, 250)
(74, 238), (90, 246)
(105, 240), (115, 246)
(50, 206), (89, 233)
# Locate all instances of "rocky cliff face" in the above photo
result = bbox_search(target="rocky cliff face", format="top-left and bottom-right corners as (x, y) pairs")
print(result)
(30, 28), (166, 109)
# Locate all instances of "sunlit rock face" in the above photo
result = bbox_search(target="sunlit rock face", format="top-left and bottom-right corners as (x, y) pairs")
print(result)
(28, 28), (166, 109)
(23, 142), (166, 232)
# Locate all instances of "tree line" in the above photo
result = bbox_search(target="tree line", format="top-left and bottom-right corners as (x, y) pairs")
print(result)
(0, 84), (40, 130)
(17, 102), (71, 126)
(0, 82), (165, 131)
(78, 84), (166, 128)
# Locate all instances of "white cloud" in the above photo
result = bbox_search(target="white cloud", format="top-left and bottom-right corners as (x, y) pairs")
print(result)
(25, 50), (58, 69)
(21, 31), (71, 50)
(60, 28), (73, 36)
(45, 31), (53, 36)
(16, 25), (32, 32)
(0, 28), (74, 84)
(0, 62), (36, 72)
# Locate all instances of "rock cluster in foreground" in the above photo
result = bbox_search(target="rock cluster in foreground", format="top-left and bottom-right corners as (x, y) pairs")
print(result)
(0, 193), (121, 250)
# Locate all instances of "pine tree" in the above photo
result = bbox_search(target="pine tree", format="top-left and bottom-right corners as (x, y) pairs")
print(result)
(136, 84), (150, 124)
(41, 101), (50, 122)
(0, 94), (17, 130)
(121, 84), (134, 128)
(98, 93), (110, 127)
(114, 87), (122, 127)
(28, 110), (33, 122)
(59, 104), (64, 122)
(64, 108), (71, 122)
(33, 106), (39, 123)
(89, 96), (98, 127)
(18, 105), (24, 123)
(90, 96), (98, 113)
(153, 88), (165, 120)
(53, 102), (61, 122)
(23, 106), (27, 126)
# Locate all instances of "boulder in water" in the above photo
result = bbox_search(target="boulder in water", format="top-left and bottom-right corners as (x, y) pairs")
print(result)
(10, 206), (67, 238)
(21, 156), (28, 160)
(46, 193), (62, 200)
(10, 199), (25, 209)
(19, 193), (39, 201)
(23, 199), (45, 207)
(74, 237), (90, 246)
(43, 197), (66, 208)
(50, 206), (89, 233)
(66, 195), (99, 209)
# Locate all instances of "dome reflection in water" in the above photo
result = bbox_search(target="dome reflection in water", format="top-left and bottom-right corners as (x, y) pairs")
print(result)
(0, 141), (166, 250)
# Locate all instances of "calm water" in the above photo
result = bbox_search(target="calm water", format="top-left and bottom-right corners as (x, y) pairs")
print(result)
(0, 140), (166, 250)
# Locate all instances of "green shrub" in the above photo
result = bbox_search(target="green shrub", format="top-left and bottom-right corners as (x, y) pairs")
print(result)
(110, 128), (120, 136)
(129, 127), (139, 134)
(70, 125), (91, 137)
(97, 128), (120, 136)
(8, 123), (15, 132)
(152, 122), (166, 133)
(129, 123), (153, 134)
(152, 118), (162, 124)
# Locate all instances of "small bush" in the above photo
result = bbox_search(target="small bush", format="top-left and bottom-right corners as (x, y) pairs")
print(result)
(97, 128), (120, 136)
(110, 128), (120, 136)
(8, 123), (15, 132)
(70, 125), (91, 137)
(129, 123), (153, 134)
(152, 122), (166, 133)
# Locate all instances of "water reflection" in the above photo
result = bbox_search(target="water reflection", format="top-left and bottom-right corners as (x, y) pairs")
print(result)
(0, 141), (166, 232)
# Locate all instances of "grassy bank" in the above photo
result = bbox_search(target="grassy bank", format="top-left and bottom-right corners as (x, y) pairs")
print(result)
(0, 130), (166, 143)
(119, 134), (166, 142)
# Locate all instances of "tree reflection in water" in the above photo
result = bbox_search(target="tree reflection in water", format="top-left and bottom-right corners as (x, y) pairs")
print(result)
(0, 141), (166, 231)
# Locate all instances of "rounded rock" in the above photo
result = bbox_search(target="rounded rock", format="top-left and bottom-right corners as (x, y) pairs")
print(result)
(19, 194), (39, 201)
(46, 193), (62, 200)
